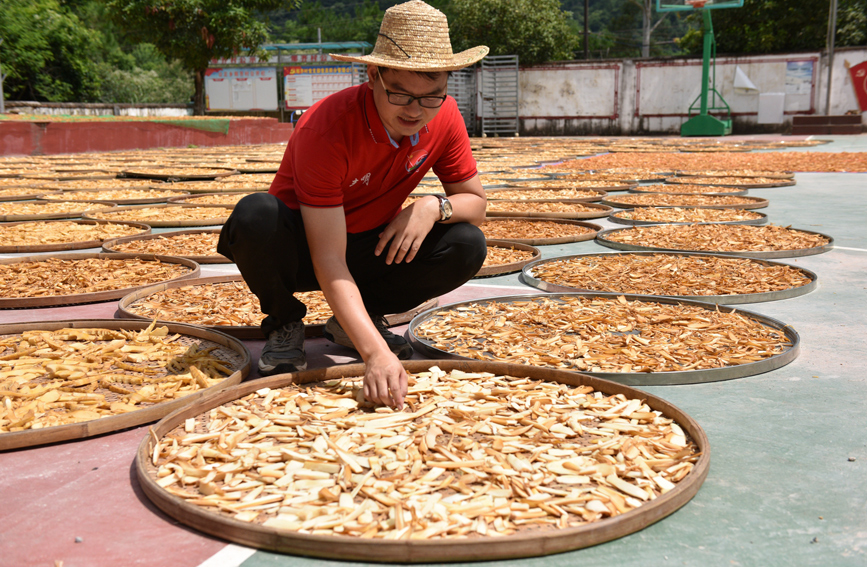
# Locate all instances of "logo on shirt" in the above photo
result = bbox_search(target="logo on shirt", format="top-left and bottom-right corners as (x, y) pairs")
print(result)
(405, 149), (429, 174)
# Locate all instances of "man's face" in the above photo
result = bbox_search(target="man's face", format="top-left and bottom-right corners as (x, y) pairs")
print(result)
(367, 66), (448, 142)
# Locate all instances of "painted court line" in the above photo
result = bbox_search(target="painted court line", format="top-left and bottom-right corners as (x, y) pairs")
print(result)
(196, 544), (257, 567)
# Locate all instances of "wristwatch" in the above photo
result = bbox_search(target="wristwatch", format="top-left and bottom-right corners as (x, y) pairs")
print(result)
(434, 195), (453, 222)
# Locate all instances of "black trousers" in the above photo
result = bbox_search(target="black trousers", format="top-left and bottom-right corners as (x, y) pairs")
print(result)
(217, 193), (487, 336)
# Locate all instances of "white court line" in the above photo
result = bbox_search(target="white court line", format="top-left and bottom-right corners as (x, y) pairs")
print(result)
(831, 246), (867, 253)
(196, 544), (257, 567)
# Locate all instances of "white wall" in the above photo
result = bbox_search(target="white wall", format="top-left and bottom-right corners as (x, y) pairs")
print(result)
(518, 46), (867, 135)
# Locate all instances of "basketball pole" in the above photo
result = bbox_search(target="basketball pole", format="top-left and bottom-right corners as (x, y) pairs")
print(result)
(824, 0), (839, 116)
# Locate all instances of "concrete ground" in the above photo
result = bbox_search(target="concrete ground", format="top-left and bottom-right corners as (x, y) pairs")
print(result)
(0, 136), (865, 567)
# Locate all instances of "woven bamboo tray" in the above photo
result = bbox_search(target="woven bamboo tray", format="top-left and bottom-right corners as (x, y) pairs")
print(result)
(117, 275), (439, 340)
(0, 187), (59, 202)
(0, 220), (151, 253)
(485, 201), (613, 220)
(0, 253), (200, 309)
(481, 218), (602, 246)
(135, 359), (710, 562)
(0, 319), (249, 451)
(407, 293), (800, 386)
(600, 195), (769, 210)
(595, 227), (835, 259)
(664, 177), (796, 188)
(0, 201), (118, 222)
(83, 204), (232, 227)
(119, 167), (238, 181)
(102, 229), (227, 264)
(630, 186), (750, 197)
(520, 252), (818, 304)
(486, 188), (608, 203)
(608, 207), (768, 226)
(38, 187), (191, 205)
(476, 240), (541, 278)
(166, 192), (251, 205)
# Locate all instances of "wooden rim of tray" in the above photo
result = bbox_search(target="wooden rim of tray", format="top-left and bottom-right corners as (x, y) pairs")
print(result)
(117, 275), (439, 340)
(38, 187), (192, 205)
(0, 319), (249, 451)
(166, 192), (252, 205)
(135, 358), (710, 563)
(0, 219), (152, 253)
(408, 292), (800, 386)
(0, 253), (200, 309)
(520, 251), (818, 304)
(119, 168), (238, 181)
(19, 173), (117, 181)
(507, 180), (634, 191)
(476, 239), (542, 278)
(595, 227), (835, 259)
(600, 195), (769, 210)
(663, 177), (796, 188)
(674, 170), (795, 179)
(487, 188), (607, 203)
(83, 204), (233, 227)
(102, 228), (227, 264)
(0, 201), (119, 222)
(0, 189), (61, 202)
(608, 207), (768, 226)
(631, 186), (750, 197)
(482, 218), (602, 245)
(486, 201), (614, 220)
(154, 184), (270, 194)
(235, 165), (280, 174)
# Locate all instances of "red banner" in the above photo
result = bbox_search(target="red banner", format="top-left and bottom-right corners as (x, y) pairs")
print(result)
(847, 60), (867, 112)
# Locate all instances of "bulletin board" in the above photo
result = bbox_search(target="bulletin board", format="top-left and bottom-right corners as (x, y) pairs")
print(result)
(284, 65), (355, 109)
(205, 67), (279, 111)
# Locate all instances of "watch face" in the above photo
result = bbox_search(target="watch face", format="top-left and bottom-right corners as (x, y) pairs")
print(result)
(442, 198), (453, 219)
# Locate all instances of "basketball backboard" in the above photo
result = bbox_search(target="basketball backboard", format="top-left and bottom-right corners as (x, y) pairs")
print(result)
(656, 0), (743, 12)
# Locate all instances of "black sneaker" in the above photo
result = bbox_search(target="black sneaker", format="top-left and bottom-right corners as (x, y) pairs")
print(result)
(323, 314), (414, 360)
(258, 321), (307, 375)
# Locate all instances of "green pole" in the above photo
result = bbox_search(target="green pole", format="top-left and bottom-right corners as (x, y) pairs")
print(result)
(699, 9), (713, 116)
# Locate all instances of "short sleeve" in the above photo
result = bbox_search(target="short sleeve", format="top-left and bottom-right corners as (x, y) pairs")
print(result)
(431, 99), (478, 184)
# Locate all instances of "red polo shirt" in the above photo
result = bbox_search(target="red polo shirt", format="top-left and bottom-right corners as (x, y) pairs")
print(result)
(270, 83), (477, 233)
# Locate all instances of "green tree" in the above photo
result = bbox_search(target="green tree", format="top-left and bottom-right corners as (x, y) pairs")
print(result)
(449, 0), (579, 65)
(677, 0), (867, 55)
(107, 0), (295, 114)
(0, 0), (104, 102)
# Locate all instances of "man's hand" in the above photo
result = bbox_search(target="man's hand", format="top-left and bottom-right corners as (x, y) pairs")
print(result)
(375, 196), (439, 265)
(363, 349), (409, 409)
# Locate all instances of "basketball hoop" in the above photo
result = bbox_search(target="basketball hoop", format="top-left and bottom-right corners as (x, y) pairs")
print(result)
(686, 0), (708, 7)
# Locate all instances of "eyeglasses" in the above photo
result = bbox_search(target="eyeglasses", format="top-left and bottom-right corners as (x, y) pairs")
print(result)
(377, 72), (447, 109)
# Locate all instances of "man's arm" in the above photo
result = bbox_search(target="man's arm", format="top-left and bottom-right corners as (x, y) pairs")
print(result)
(300, 204), (408, 409)
(375, 173), (486, 264)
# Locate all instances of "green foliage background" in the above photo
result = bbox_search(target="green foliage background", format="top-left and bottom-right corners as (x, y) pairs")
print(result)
(1, 0), (865, 104)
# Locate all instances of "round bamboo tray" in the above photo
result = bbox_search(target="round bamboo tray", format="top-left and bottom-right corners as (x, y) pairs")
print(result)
(0, 319), (249, 451)
(0, 253), (200, 309)
(135, 358), (710, 562)
(166, 192), (251, 206)
(595, 227), (835, 259)
(520, 252), (818, 304)
(102, 229), (227, 264)
(486, 188), (608, 203)
(481, 218), (602, 246)
(608, 207), (768, 226)
(630, 186), (750, 197)
(0, 187), (60, 202)
(485, 201), (613, 220)
(235, 164), (280, 174)
(152, 183), (270, 194)
(407, 293), (800, 386)
(117, 275), (439, 340)
(0, 220), (151, 253)
(476, 240), (541, 278)
(600, 195), (769, 210)
(0, 201), (119, 222)
(674, 170), (795, 180)
(83, 204), (232, 227)
(38, 187), (191, 205)
(663, 177), (796, 188)
(119, 167), (238, 181)
(509, 180), (636, 192)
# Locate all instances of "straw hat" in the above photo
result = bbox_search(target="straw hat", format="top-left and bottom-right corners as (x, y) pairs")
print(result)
(330, 0), (489, 72)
